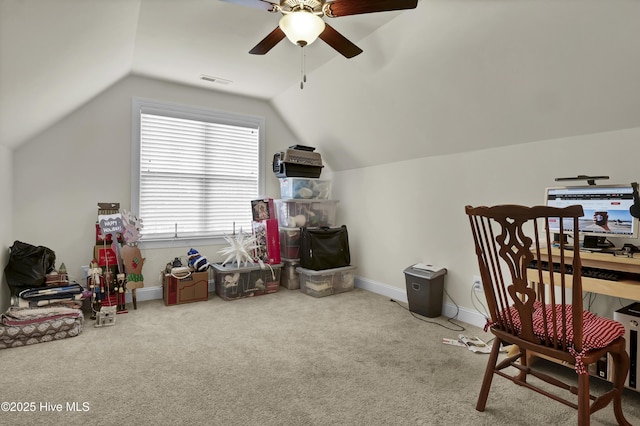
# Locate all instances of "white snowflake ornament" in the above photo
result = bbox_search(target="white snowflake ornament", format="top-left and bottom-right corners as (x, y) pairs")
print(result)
(218, 231), (258, 267)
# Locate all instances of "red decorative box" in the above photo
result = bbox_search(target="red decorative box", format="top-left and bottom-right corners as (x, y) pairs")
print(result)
(94, 244), (118, 267)
(252, 219), (281, 264)
(163, 271), (209, 305)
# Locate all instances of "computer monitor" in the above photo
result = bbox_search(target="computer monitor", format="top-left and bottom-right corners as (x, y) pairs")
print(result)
(544, 184), (639, 247)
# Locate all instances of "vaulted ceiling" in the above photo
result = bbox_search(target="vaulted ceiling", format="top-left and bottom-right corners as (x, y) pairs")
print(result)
(2, 0), (639, 171)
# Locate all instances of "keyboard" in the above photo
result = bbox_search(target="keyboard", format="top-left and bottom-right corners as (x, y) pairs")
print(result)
(527, 260), (621, 281)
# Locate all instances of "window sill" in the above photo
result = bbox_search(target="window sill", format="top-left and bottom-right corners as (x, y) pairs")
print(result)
(138, 236), (228, 250)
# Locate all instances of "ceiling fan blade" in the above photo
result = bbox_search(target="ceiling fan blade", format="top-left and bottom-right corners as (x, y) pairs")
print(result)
(325, 0), (418, 17)
(219, 0), (278, 12)
(318, 24), (363, 59)
(249, 26), (286, 55)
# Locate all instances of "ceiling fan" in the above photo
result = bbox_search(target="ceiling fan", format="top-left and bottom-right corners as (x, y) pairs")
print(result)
(221, 0), (419, 58)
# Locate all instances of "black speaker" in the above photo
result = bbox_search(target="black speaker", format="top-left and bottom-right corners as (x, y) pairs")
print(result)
(630, 182), (640, 219)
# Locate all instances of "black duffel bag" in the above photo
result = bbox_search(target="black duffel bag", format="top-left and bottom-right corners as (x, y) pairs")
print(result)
(300, 225), (350, 271)
(4, 241), (56, 295)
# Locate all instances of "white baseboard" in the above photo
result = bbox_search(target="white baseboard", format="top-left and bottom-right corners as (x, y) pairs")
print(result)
(125, 279), (217, 304)
(131, 277), (487, 329)
(124, 286), (163, 303)
(355, 276), (408, 302)
(354, 276), (487, 329)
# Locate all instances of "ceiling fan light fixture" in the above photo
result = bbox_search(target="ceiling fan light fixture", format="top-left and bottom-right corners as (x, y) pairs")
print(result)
(279, 11), (325, 47)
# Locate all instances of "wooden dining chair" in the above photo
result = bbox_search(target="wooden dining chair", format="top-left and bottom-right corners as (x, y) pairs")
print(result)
(465, 204), (631, 426)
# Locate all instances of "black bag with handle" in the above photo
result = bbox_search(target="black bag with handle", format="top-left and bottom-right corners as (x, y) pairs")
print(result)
(300, 225), (350, 270)
(4, 240), (56, 295)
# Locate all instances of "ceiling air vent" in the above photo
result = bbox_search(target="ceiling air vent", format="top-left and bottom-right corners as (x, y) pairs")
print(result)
(200, 74), (232, 85)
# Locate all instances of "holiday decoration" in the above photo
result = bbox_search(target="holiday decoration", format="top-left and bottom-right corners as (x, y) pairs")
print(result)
(218, 231), (258, 267)
(120, 210), (144, 309)
(188, 248), (210, 272)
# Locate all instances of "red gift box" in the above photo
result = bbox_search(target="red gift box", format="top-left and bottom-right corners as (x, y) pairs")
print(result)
(252, 219), (281, 264)
(94, 244), (118, 267)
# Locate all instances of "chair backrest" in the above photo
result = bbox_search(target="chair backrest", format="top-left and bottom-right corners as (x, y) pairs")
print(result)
(465, 204), (585, 353)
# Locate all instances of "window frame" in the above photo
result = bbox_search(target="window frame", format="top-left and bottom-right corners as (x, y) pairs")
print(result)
(131, 97), (266, 249)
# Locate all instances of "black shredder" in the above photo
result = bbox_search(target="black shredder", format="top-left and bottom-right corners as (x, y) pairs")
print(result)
(403, 264), (447, 318)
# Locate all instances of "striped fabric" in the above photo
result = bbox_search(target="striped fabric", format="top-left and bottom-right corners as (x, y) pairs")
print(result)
(493, 302), (625, 374)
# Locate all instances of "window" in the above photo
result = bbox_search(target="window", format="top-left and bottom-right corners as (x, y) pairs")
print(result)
(132, 98), (265, 246)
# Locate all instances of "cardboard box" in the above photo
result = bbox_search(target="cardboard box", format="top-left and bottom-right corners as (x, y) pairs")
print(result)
(163, 271), (209, 305)
(252, 219), (281, 264)
(212, 263), (282, 301)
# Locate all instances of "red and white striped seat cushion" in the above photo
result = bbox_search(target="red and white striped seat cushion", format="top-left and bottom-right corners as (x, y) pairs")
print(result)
(493, 301), (625, 374)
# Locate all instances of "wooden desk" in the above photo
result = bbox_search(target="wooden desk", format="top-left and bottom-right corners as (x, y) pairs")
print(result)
(526, 248), (640, 301)
(526, 248), (639, 388)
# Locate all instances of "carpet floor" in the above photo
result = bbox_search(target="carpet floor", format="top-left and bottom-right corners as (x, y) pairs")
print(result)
(1, 287), (639, 425)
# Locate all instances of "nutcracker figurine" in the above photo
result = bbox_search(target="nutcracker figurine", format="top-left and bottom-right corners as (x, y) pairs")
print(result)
(87, 259), (105, 319)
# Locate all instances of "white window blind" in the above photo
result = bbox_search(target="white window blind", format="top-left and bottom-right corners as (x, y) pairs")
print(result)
(132, 99), (264, 243)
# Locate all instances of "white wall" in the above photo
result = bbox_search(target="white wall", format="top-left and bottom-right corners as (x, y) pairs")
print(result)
(10, 72), (640, 324)
(273, 1), (640, 173)
(0, 145), (13, 311)
(12, 75), (298, 299)
(333, 127), (640, 326)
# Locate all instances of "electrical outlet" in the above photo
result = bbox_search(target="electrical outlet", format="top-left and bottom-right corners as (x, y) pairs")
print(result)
(473, 275), (483, 292)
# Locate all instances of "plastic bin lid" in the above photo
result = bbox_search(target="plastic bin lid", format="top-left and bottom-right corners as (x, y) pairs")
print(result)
(280, 226), (302, 231)
(403, 263), (447, 279)
(212, 262), (283, 273)
(276, 199), (339, 204)
(296, 265), (357, 275)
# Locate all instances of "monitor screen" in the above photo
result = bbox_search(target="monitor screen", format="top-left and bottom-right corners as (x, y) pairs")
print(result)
(544, 184), (639, 239)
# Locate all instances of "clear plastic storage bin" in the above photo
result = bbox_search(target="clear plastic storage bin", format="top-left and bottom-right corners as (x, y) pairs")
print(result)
(275, 199), (339, 228)
(281, 259), (300, 290)
(296, 265), (357, 297)
(279, 227), (301, 260)
(212, 263), (282, 301)
(279, 178), (332, 200)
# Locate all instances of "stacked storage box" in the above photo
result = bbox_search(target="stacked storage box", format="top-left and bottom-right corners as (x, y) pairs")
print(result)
(276, 177), (356, 296)
(276, 178), (335, 290)
(279, 225), (301, 290)
(296, 265), (357, 298)
(211, 198), (283, 301)
(251, 198), (281, 265)
(212, 263), (283, 301)
(279, 177), (332, 200)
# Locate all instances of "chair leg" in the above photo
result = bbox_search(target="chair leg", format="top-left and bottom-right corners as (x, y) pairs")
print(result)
(518, 347), (528, 382)
(610, 348), (632, 426)
(476, 336), (502, 412)
(577, 372), (590, 426)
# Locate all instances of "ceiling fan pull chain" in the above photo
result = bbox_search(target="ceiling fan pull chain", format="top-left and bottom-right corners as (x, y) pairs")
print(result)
(300, 45), (306, 90)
